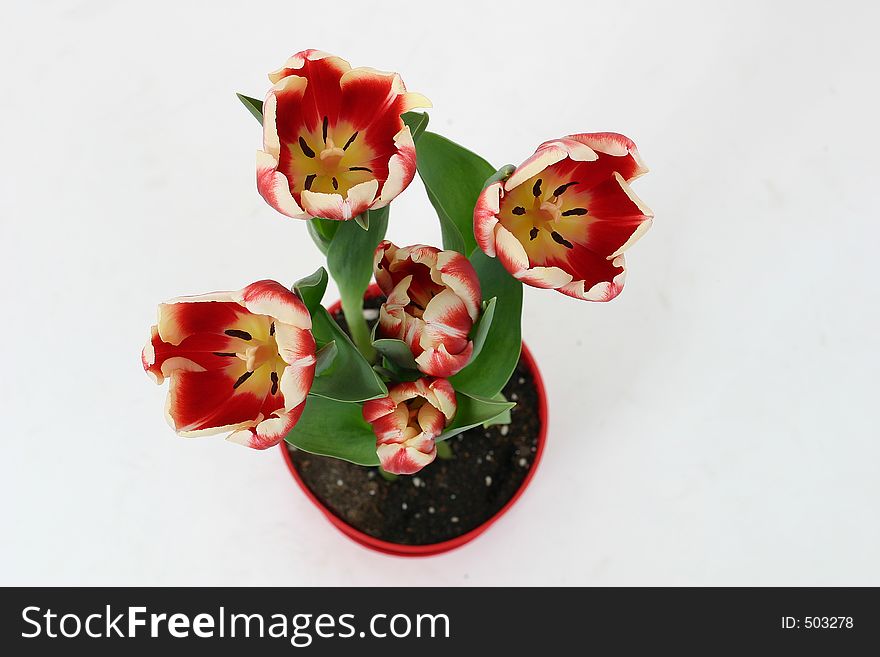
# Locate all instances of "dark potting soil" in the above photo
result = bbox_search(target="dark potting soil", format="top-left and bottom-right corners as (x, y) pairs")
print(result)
(286, 297), (542, 545)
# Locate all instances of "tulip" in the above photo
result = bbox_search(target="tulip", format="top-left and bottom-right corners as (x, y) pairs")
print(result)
(142, 281), (316, 449)
(257, 49), (430, 221)
(374, 241), (481, 377)
(475, 133), (653, 301)
(363, 378), (457, 475)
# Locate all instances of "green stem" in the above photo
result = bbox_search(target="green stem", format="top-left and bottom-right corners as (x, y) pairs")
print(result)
(341, 292), (376, 362)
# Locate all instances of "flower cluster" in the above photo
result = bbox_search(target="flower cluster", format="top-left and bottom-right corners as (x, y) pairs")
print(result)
(142, 49), (653, 476)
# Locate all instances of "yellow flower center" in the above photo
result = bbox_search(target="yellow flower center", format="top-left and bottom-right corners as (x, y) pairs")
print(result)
(287, 116), (377, 197)
(221, 317), (287, 396)
(498, 174), (590, 263)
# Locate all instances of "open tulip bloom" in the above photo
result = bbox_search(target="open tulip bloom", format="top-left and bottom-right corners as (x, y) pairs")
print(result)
(144, 49), (653, 476)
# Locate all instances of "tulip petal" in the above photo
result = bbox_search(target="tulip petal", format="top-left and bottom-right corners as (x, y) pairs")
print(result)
(263, 75), (308, 159)
(436, 250), (482, 321)
(257, 150), (308, 219)
(516, 266), (573, 289)
(363, 396), (399, 424)
(226, 400), (307, 450)
(372, 125), (417, 209)
(301, 178), (379, 221)
(564, 132), (649, 182)
(238, 280), (312, 331)
(417, 403), (446, 437)
(493, 224), (531, 278)
(421, 289), (472, 352)
(168, 368), (264, 435)
(428, 378), (457, 420)
(474, 182), (502, 258)
(268, 49), (350, 86)
(156, 298), (241, 346)
(556, 254), (628, 302)
(377, 442), (437, 476)
(505, 142), (576, 192)
(415, 342), (474, 378)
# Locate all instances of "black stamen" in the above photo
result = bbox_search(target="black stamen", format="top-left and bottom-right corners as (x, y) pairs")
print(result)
(532, 179), (543, 197)
(270, 371), (279, 395)
(225, 329), (252, 341)
(512, 206), (526, 215)
(298, 136), (315, 158)
(213, 352), (237, 357)
(553, 181), (579, 197)
(233, 371), (253, 389)
(343, 131), (358, 151)
(304, 174), (316, 191)
(529, 227), (539, 241)
(331, 177), (339, 190)
(348, 166), (373, 172)
(561, 208), (589, 216)
(322, 116), (328, 143)
(269, 322), (275, 336)
(551, 231), (575, 249)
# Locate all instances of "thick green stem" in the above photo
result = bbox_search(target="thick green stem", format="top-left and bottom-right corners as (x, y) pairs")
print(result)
(341, 292), (376, 362)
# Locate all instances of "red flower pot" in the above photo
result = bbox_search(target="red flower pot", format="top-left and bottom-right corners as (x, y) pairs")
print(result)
(280, 286), (548, 557)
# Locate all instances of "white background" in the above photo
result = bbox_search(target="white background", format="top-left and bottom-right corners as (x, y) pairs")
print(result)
(2, 0), (878, 585)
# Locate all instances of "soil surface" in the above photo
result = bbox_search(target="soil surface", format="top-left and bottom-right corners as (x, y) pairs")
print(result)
(286, 297), (542, 545)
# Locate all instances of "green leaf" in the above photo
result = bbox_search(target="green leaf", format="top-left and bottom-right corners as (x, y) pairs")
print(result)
(292, 266), (328, 315)
(435, 439), (454, 460)
(326, 206), (389, 358)
(483, 392), (512, 428)
(372, 338), (419, 371)
(285, 396), (379, 466)
(437, 391), (515, 442)
(415, 131), (495, 255)
(482, 164), (517, 190)
(467, 296), (496, 364)
(307, 217), (340, 255)
(308, 307), (387, 402)
(378, 467), (399, 482)
(314, 341), (337, 376)
(354, 213), (370, 230)
(450, 250), (523, 398)
(401, 111), (430, 142)
(326, 207), (388, 292)
(236, 93), (263, 123)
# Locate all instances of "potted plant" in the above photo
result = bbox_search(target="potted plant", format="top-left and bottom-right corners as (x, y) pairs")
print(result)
(141, 49), (653, 556)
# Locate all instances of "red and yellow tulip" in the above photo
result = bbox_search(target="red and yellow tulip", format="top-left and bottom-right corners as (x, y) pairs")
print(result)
(257, 49), (430, 221)
(475, 133), (653, 301)
(142, 281), (316, 449)
(363, 378), (456, 475)
(374, 241), (482, 377)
